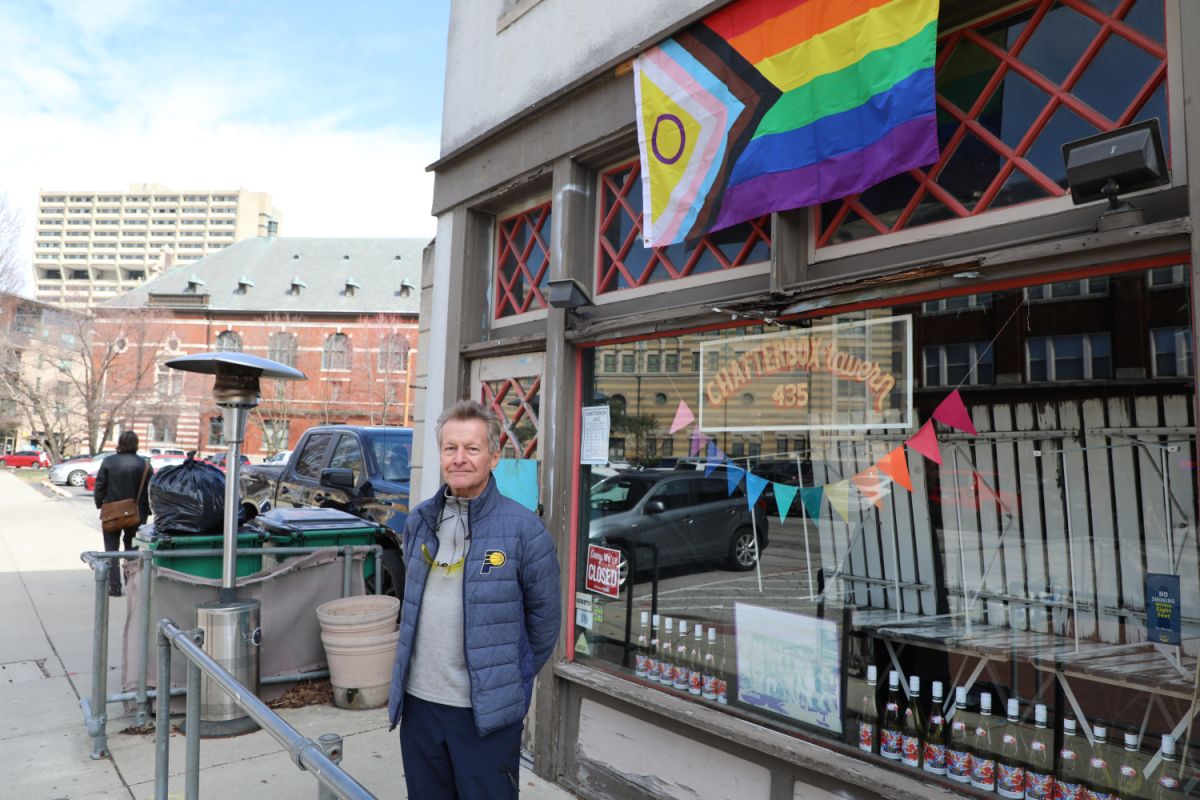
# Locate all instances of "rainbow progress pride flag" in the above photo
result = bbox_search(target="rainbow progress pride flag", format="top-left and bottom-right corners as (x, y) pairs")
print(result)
(634, 0), (940, 247)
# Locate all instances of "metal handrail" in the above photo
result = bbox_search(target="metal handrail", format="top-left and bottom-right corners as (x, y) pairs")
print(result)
(157, 619), (377, 800)
(79, 544), (383, 759)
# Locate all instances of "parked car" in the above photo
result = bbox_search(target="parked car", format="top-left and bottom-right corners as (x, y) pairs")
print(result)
(588, 470), (769, 584)
(261, 449), (293, 465)
(49, 452), (116, 486)
(150, 452), (189, 470)
(239, 425), (413, 596)
(0, 450), (50, 468)
(148, 447), (186, 456)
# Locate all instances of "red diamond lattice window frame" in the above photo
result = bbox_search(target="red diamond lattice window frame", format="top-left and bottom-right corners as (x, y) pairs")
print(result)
(481, 376), (541, 459)
(817, 0), (1168, 248)
(597, 160), (771, 295)
(495, 203), (552, 319)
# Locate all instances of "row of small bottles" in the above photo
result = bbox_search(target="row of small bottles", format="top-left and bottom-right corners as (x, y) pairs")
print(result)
(633, 611), (728, 704)
(847, 666), (1184, 799)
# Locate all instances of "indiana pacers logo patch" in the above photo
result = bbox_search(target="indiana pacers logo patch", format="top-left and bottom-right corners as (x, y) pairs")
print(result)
(481, 550), (507, 574)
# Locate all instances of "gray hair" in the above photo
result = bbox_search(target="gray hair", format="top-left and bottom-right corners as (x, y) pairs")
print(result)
(436, 400), (502, 454)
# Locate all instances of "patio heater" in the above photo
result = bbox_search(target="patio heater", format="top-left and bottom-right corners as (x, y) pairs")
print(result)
(165, 352), (305, 736)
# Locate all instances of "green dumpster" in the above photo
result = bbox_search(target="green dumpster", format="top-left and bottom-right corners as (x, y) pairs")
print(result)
(134, 527), (267, 578)
(253, 508), (384, 582)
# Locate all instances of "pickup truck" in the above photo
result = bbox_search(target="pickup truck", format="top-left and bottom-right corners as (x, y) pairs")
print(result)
(240, 425), (413, 595)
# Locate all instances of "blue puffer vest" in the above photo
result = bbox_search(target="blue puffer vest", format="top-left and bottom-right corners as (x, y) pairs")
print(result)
(387, 476), (561, 736)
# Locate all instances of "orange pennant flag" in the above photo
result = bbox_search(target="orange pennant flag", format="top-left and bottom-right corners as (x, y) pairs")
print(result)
(876, 446), (913, 492)
(852, 466), (887, 510)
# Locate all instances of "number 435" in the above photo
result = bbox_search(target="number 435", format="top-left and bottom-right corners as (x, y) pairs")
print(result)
(771, 383), (809, 408)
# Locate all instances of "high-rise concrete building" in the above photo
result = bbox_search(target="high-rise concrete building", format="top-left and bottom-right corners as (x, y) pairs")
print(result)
(32, 184), (280, 309)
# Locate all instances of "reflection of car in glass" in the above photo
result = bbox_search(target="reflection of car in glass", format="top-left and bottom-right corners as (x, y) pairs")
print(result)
(262, 449), (293, 465)
(589, 470), (769, 583)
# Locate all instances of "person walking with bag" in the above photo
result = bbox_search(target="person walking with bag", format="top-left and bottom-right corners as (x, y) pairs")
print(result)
(94, 431), (153, 597)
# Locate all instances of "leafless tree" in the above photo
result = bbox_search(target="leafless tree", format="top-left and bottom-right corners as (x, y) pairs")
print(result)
(0, 193), (29, 297)
(71, 308), (166, 455)
(363, 315), (414, 426)
(250, 313), (301, 454)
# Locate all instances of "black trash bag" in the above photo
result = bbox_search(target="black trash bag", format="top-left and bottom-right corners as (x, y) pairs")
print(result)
(148, 453), (227, 535)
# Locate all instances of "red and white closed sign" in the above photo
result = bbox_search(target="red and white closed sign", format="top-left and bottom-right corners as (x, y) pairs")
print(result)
(585, 544), (621, 597)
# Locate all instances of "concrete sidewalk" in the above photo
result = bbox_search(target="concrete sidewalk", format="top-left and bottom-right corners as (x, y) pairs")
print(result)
(0, 471), (575, 799)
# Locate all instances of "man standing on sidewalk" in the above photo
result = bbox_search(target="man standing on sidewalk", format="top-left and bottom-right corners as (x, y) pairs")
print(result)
(387, 400), (561, 799)
(93, 431), (152, 596)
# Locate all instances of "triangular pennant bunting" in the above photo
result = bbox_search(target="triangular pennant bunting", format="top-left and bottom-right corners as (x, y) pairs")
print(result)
(689, 430), (708, 457)
(799, 486), (824, 521)
(726, 464), (746, 495)
(669, 400), (695, 434)
(704, 441), (725, 476)
(827, 480), (851, 523)
(773, 483), (798, 521)
(932, 389), (978, 436)
(852, 466), (887, 510)
(906, 420), (942, 465)
(745, 472), (768, 509)
(876, 446), (913, 493)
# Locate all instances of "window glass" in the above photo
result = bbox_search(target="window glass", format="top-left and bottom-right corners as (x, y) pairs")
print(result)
(597, 160), (770, 294)
(293, 433), (333, 479)
(818, 0), (1168, 247)
(579, 263), (1195, 789)
(370, 432), (412, 483)
(495, 202), (552, 318)
(328, 434), (364, 484)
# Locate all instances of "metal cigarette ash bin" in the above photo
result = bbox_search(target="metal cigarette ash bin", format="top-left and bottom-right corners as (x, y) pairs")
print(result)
(165, 352), (305, 736)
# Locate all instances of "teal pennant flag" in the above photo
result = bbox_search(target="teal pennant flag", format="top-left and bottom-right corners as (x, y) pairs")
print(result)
(745, 472), (768, 509)
(772, 482), (798, 521)
(800, 486), (825, 520)
(726, 463), (746, 495)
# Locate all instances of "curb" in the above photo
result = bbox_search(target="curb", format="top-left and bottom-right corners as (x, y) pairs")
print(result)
(41, 480), (73, 498)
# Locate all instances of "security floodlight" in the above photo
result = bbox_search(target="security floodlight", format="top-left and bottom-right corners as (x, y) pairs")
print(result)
(165, 352), (305, 737)
(1062, 119), (1168, 231)
(546, 278), (592, 310)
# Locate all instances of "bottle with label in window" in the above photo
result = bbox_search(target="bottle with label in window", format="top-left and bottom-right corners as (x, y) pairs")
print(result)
(947, 686), (974, 784)
(657, 617), (674, 685)
(923, 681), (948, 776)
(970, 691), (997, 792)
(1148, 735), (1182, 798)
(673, 618), (691, 691)
(997, 697), (1026, 799)
(716, 629), (729, 704)
(634, 611), (651, 678)
(1025, 704), (1055, 800)
(880, 670), (904, 761)
(1084, 726), (1117, 800)
(702, 627), (719, 702)
(1056, 717), (1086, 800)
(646, 614), (661, 682)
(688, 624), (704, 696)
(844, 665), (879, 754)
(1115, 732), (1144, 800)
(901, 675), (924, 769)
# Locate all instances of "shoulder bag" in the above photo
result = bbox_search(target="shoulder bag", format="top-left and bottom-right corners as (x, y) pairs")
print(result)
(100, 460), (151, 535)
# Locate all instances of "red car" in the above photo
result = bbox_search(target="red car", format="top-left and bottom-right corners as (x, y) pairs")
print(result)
(0, 450), (49, 468)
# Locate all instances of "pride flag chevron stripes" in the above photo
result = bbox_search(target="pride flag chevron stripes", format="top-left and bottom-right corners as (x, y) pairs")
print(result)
(634, 0), (940, 246)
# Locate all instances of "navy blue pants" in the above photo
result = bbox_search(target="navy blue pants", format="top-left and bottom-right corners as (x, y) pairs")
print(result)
(400, 694), (523, 799)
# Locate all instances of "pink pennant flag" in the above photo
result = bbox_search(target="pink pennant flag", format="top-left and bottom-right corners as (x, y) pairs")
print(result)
(876, 446), (913, 492)
(932, 389), (978, 436)
(689, 430), (709, 457)
(852, 466), (887, 510)
(669, 400), (695, 434)
(906, 420), (942, 465)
